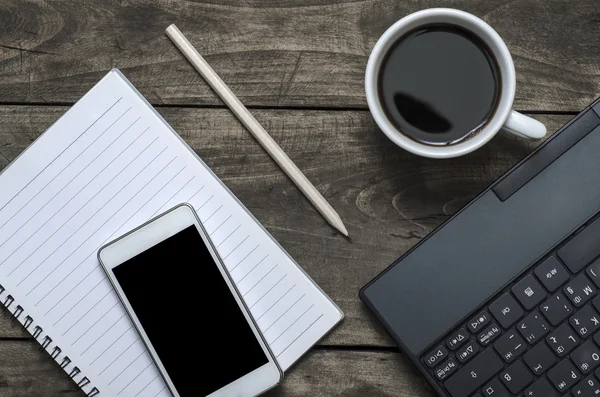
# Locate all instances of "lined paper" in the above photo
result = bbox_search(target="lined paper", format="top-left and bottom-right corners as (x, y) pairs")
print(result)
(0, 70), (342, 396)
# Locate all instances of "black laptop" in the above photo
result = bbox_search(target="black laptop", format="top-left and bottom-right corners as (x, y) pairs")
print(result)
(360, 98), (600, 397)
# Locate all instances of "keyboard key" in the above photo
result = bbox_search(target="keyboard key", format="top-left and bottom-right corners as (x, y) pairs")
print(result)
(571, 340), (600, 374)
(512, 275), (547, 310)
(570, 305), (600, 337)
(424, 345), (448, 368)
(565, 274), (597, 307)
(541, 293), (574, 325)
(444, 348), (503, 397)
(499, 360), (533, 393)
(517, 311), (550, 344)
(572, 375), (600, 396)
(494, 330), (526, 362)
(434, 358), (458, 381)
(478, 323), (501, 346)
(593, 295), (600, 313)
(558, 217), (600, 273)
(588, 258), (600, 288)
(446, 328), (468, 351)
(547, 323), (580, 357)
(594, 330), (600, 347)
(547, 359), (581, 393)
(523, 342), (556, 375)
(468, 311), (491, 333)
(456, 340), (479, 363)
(523, 377), (557, 397)
(472, 394), (482, 397)
(482, 378), (510, 397)
(489, 293), (524, 328)
(535, 256), (570, 291)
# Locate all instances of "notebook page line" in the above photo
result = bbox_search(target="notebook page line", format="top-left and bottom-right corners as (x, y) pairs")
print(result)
(147, 175), (196, 219)
(7, 134), (155, 284)
(0, 112), (141, 256)
(31, 156), (180, 304)
(53, 276), (107, 325)
(135, 374), (160, 397)
(13, 137), (164, 290)
(263, 293), (306, 333)
(2, 123), (145, 272)
(61, 289), (113, 335)
(39, 166), (185, 309)
(235, 254), (269, 284)
(99, 337), (141, 376)
(270, 303), (315, 345)
(42, 167), (197, 340)
(11, 130), (156, 282)
(118, 361), (154, 395)
(249, 274), (287, 309)
(0, 97), (123, 213)
(25, 143), (166, 299)
(72, 301), (121, 346)
(209, 214), (232, 235)
(109, 351), (145, 386)
(256, 285), (296, 321)
(37, 161), (184, 313)
(243, 264), (278, 297)
(229, 244), (258, 271)
(276, 313), (324, 358)
(0, 105), (137, 250)
(216, 225), (243, 250)
(89, 325), (133, 366)
(81, 314), (127, 355)
(32, 166), (186, 326)
(0, 106), (132, 233)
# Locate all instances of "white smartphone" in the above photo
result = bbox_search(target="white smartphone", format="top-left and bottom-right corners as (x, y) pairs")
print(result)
(98, 203), (282, 397)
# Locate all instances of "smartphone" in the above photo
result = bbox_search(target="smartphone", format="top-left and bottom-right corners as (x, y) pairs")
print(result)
(98, 203), (282, 397)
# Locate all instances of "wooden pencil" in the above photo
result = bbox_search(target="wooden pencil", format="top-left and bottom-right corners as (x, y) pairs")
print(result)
(165, 24), (349, 237)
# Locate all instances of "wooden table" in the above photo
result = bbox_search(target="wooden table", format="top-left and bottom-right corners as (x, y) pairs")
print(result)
(0, 1), (597, 396)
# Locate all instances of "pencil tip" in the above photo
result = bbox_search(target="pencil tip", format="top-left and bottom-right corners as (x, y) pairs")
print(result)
(338, 224), (349, 237)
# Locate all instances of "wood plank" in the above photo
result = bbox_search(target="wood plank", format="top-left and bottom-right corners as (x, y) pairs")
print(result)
(270, 349), (435, 397)
(0, 340), (83, 397)
(0, 106), (573, 346)
(0, 340), (436, 397)
(0, 0), (597, 110)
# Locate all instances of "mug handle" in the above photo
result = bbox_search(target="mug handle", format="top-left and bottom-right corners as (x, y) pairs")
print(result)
(502, 110), (547, 140)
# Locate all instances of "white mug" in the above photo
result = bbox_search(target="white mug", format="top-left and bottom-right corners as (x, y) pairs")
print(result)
(365, 8), (547, 159)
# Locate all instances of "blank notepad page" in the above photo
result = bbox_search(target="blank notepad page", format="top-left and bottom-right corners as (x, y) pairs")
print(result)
(0, 70), (342, 396)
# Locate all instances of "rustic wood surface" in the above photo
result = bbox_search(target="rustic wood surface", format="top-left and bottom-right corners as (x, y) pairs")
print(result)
(0, 0), (597, 395)
(0, 0), (598, 110)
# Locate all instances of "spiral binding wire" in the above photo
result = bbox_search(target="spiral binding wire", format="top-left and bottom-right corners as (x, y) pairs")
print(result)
(0, 284), (100, 396)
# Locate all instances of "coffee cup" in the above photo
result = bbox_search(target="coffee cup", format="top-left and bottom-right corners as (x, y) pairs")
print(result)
(365, 8), (546, 159)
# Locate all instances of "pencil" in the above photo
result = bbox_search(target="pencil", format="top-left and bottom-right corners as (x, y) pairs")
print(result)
(166, 24), (349, 237)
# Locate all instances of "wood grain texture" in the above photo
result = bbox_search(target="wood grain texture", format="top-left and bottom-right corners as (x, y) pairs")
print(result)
(0, 339), (439, 397)
(0, 340), (83, 397)
(268, 349), (435, 397)
(0, 105), (572, 347)
(0, 0), (598, 110)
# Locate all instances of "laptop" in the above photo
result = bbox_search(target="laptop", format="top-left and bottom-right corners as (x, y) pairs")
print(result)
(360, 98), (600, 397)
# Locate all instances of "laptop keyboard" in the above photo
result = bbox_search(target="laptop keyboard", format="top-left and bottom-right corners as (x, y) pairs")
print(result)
(420, 214), (600, 397)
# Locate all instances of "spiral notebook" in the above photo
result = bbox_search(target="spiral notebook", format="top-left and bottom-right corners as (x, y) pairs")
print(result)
(0, 69), (343, 396)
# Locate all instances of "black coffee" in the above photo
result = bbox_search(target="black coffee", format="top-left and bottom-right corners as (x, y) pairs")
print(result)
(378, 25), (501, 146)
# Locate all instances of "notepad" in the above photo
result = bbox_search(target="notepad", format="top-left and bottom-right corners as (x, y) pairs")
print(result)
(0, 70), (343, 396)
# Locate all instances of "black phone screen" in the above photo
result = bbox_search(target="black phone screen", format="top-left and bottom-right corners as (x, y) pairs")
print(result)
(112, 225), (269, 396)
